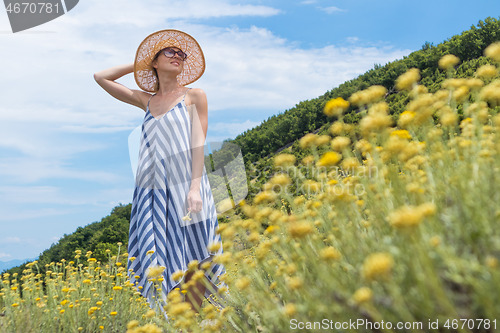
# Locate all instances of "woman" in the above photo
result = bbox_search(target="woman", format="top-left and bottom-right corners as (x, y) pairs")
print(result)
(93, 29), (226, 315)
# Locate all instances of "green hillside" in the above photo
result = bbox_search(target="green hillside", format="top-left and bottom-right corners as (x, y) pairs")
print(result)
(3, 16), (499, 281)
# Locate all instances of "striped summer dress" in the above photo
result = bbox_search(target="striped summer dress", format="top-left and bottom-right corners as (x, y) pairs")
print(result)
(127, 88), (226, 314)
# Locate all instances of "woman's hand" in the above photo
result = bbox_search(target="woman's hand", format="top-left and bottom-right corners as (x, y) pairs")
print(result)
(187, 188), (202, 213)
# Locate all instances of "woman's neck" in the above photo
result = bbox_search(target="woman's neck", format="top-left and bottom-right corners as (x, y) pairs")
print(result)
(156, 74), (182, 96)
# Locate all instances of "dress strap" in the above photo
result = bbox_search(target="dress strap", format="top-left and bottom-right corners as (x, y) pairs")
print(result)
(182, 88), (192, 102)
(147, 93), (156, 109)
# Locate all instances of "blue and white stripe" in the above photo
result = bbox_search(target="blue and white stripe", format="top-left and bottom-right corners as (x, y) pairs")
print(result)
(127, 90), (226, 311)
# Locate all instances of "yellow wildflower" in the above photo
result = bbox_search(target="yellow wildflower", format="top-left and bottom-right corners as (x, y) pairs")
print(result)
(235, 277), (251, 290)
(301, 155), (315, 165)
(452, 86), (469, 103)
(324, 97), (350, 117)
(127, 320), (140, 330)
(320, 247), (341, 261)
(362, 252), (394, 280)
(329, 122), (345, 135)
(476, 64), (498, 79)
(396, 68), (420, 91)
(270, 174), (291, 186)
(287, 276), (303, 290)
(438, 54), (460, 70)
(349, 85), (387, 105)
(254, 190), (277, 204)
(341, 157), (360, 170)
(398, 110), (416, 128)
(146, 265), (165, 278)
(465, 78), (484, 90)
(390, 129), (412, 140)
(330, 136), (351, 151)
(317, 151), (341, 167)
(265, 225), (279, 233)
(388, 202), (436, 228)
(315, 134), (331, 147)
(440, 112), (458, 127)
(479, 80), (500, 106)
(485, 41), (500, 62)
(207, 242), (221, 252)
(274, 153), (296, 167)
(409, 84), (428, 98)
(299, 133), (318, 149)
(182, 209), (192, 221)
(283, 303), (297, 316)
(352, 287), (373, 304)
(144, 309), (155, 318)
(288, 221), (314, 238)
(303, 179), (321, 193)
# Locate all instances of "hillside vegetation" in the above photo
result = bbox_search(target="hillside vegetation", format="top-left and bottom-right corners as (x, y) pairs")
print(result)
(1, 17), (500, 333)
(3, 15), (499, 283)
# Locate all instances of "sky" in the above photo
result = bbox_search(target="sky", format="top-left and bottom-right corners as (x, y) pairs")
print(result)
(0, 0), (499, 265)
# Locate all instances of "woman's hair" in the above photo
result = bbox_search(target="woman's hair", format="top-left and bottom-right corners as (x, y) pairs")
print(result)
(151, 49), (163, 92)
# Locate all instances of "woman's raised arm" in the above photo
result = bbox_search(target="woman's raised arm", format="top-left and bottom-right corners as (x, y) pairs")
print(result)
(94, 63), (149, 111)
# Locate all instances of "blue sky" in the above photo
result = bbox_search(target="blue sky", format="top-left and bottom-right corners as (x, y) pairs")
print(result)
(0, 0), (498, 265)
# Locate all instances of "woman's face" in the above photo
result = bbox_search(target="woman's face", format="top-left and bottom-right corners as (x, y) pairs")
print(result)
(152, 47), (185, 77)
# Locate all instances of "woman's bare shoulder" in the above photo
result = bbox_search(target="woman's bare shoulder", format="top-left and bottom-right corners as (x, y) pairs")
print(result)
(186, 87), (207, 103)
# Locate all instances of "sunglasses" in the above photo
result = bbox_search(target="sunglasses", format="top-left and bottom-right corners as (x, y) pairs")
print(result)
(162, 47), (187, 61)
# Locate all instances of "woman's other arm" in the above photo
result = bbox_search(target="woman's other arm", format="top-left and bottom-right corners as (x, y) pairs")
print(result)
(188, 88), (208, 192)
(93, 63), (149, 110)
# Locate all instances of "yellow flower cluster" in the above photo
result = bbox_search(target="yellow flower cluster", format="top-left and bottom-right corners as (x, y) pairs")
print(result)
(388, 202), (436, 229)
(362, 252), (394, 281)
(324, 97), (350, 117)
(485, 41), (500, 62)
(476, 64), (498, 79)
(349, 85), (387, 106)
(438, 54), (460, 70)
(479, 80), (500, 106)
(396, 68), (421, 91)
(146, 265), (165, 279)
(274, 153), (296, 167)
(317, 151), (342, 167)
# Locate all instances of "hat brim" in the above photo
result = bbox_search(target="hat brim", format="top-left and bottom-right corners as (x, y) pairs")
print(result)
(134, 29), (205, 92)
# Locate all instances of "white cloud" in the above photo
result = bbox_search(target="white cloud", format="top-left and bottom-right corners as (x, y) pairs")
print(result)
(2, 237), (21, 244)
(195, 25), (409, 112)
(0, 207), (71, 221)
(71, 0), (280, 25)
(0, 0), (412, 261)
(321, 6), (345, 14)
(0, 15), (409, 184)
(0, 157), (121, 184)
(0, 252), (12, 259)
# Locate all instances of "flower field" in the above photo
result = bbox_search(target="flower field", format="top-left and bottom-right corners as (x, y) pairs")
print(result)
(1, 42), (500, 332)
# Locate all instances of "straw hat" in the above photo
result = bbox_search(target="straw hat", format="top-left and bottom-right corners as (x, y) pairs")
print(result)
(134, 29), (205, 92)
